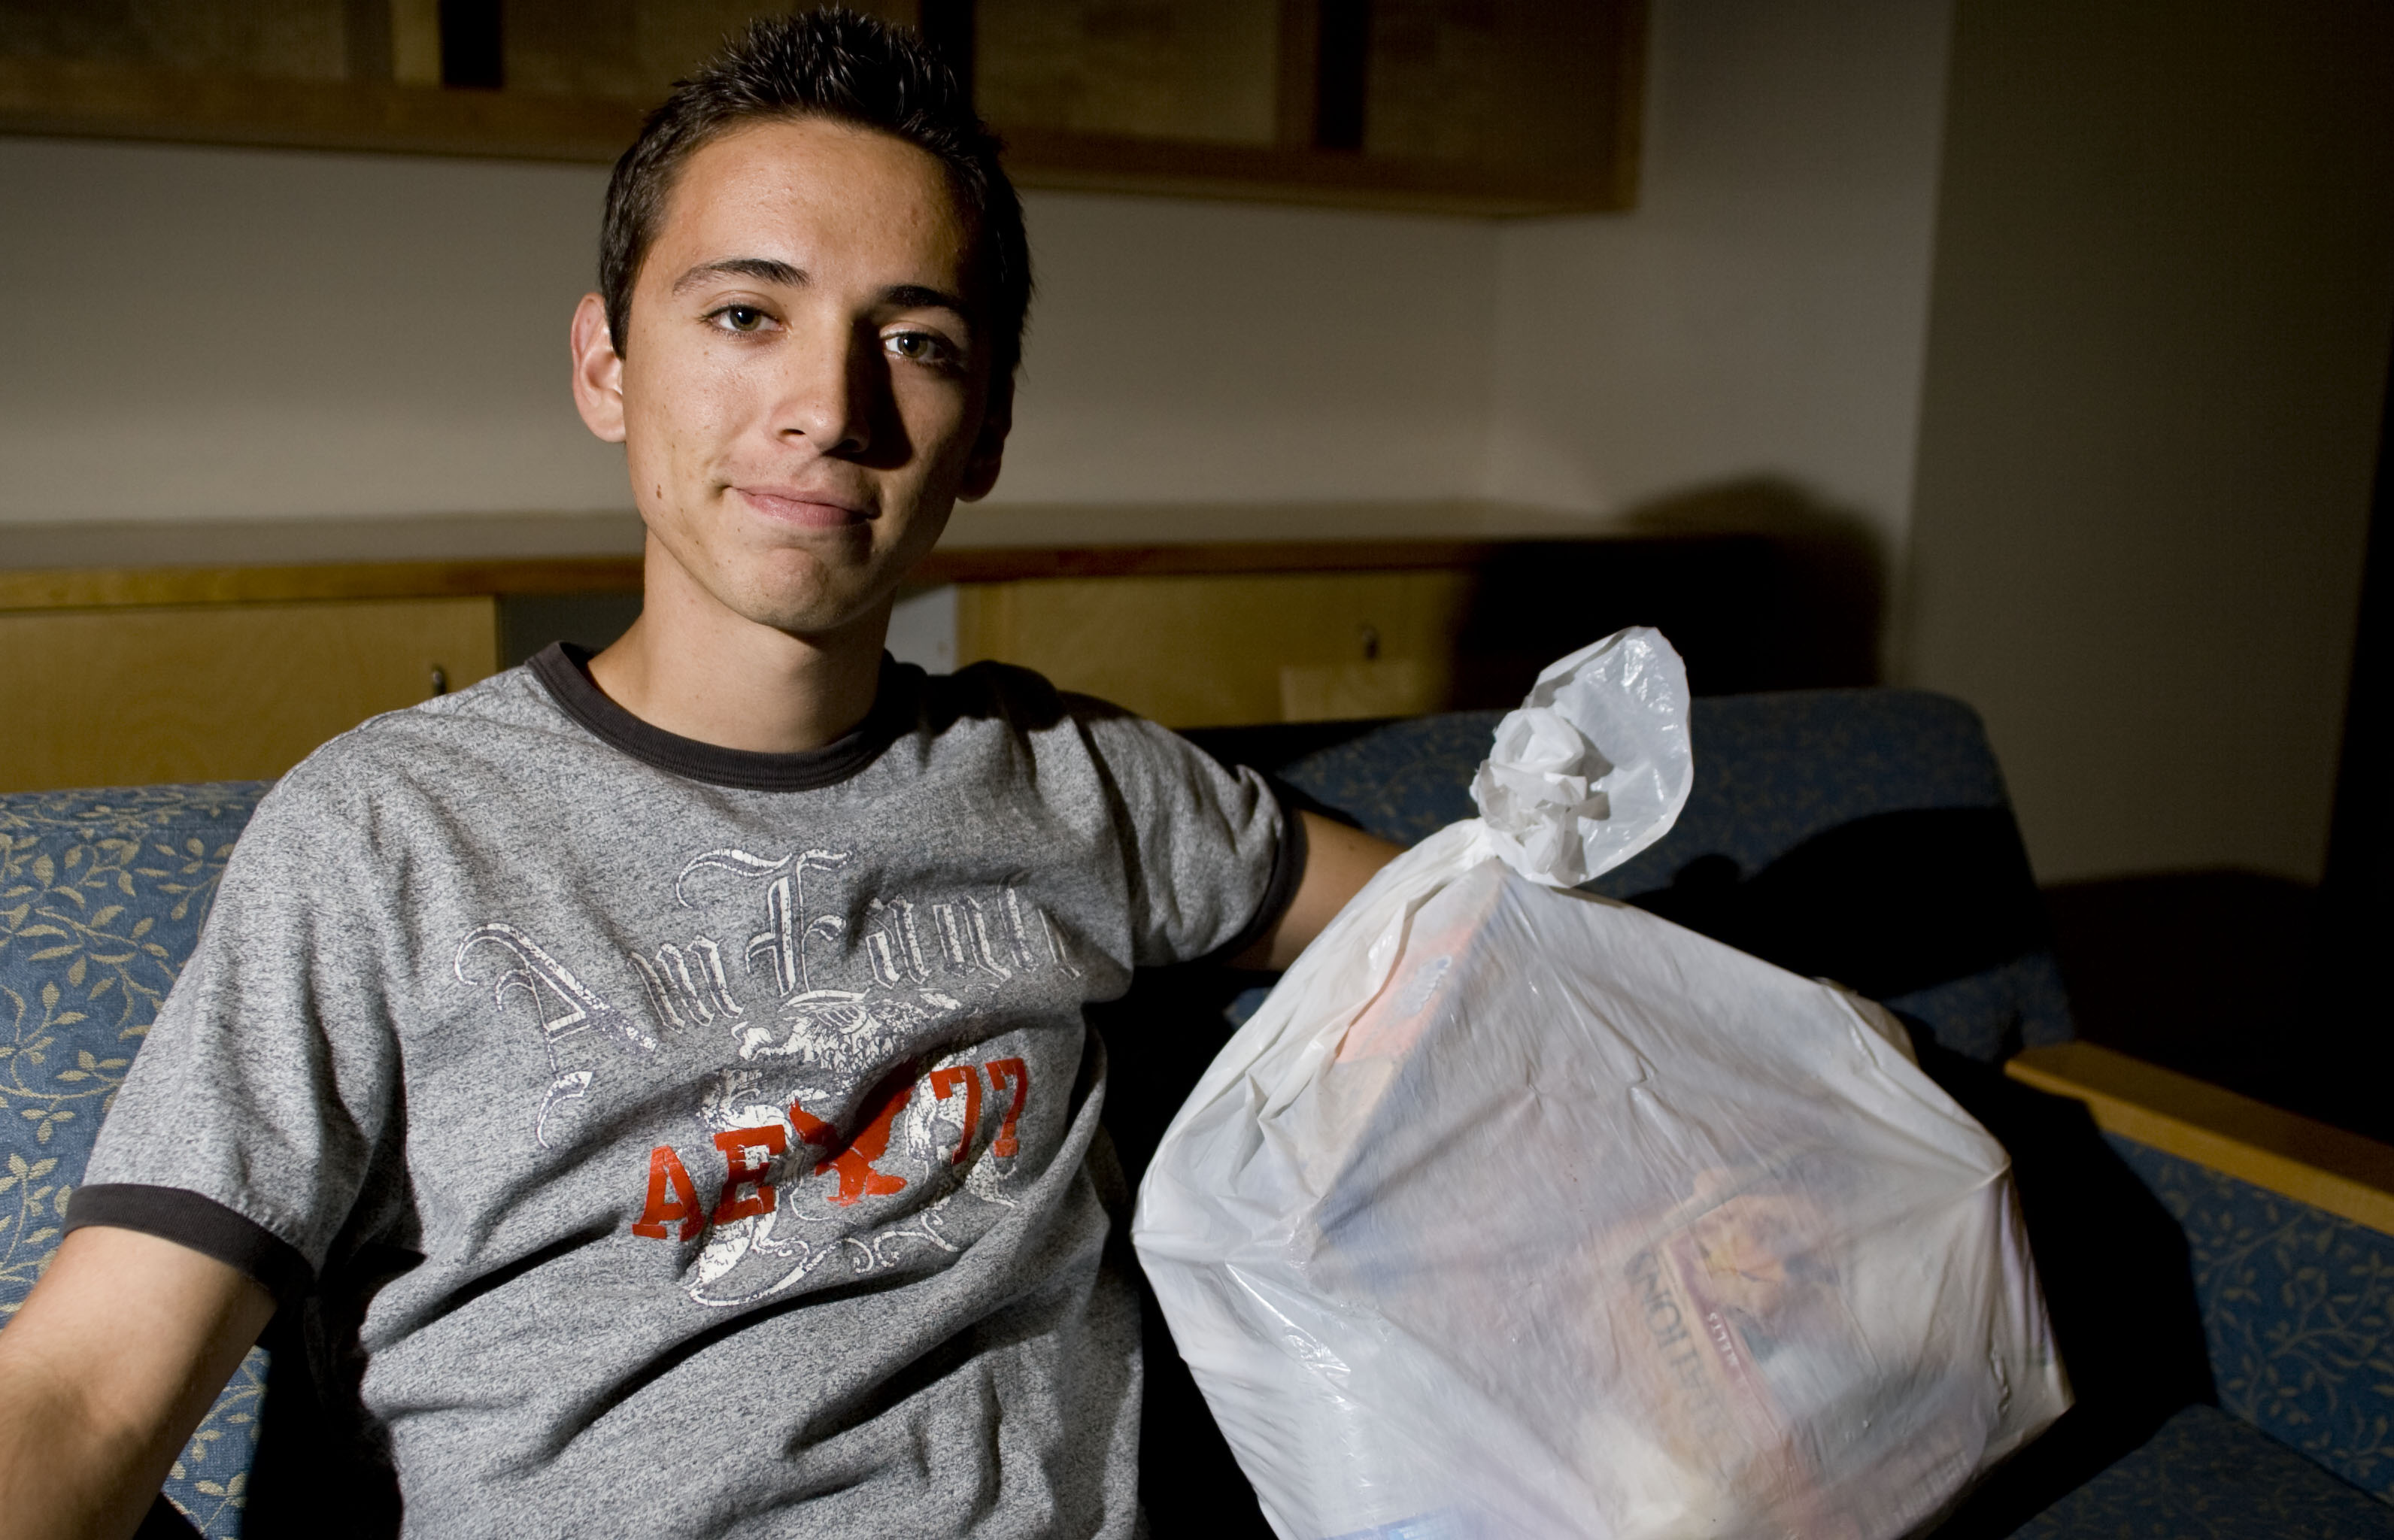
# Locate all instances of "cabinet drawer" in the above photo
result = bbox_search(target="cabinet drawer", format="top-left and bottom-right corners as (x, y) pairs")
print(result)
(0, 596), (497, 792)
(957, 570), (1476, 727)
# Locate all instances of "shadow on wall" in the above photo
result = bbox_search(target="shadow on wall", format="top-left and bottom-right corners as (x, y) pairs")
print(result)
(2044, 869), (2392, 1145)
(1618, 475), (1890, 692)
(1438, 476), (1889, 704)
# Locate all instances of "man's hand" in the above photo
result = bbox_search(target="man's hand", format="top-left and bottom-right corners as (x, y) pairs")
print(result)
(1230, 811), (1404, 973)
(0, 1226), (275, 1540)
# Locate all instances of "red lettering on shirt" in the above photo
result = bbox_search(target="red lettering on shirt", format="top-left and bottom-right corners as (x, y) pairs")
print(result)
(633, 1144), (703, 1241)
(711, 1123), (787, 1224)
(930, 1065), (982, 1166)
(787, 1100), (838, 1148)
(986, 1057), (1029, 1159)
(812, 1072), (913, 1207)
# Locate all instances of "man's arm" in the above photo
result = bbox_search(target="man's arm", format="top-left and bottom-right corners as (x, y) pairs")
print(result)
(0, 1225), (276, 1540)
(1230, 811), (1404, 973)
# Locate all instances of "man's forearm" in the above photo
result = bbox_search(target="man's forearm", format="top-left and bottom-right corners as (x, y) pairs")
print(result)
(0, 1335), (175, 1538)
(0, 1226), (276, 1540)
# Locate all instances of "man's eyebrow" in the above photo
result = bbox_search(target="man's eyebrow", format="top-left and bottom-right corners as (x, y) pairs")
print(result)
(882, 283), (974, 317)
(672, 256), (806, 293)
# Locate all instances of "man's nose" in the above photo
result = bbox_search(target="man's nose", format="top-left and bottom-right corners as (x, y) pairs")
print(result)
(775, 315), (876, 456)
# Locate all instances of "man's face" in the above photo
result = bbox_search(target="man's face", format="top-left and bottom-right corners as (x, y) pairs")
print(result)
(573, 116), (1006, 641)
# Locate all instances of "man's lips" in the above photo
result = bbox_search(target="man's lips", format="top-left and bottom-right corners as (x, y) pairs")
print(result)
(733, 487), (873, 529)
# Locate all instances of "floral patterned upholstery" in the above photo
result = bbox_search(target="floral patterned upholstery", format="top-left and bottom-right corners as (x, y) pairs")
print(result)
(1, 782), (272, 1538)
(2007, 1140), (2394, 1534)
(2107, 1136), (2394, 1502)
(2013, 1402), (2394, 1538)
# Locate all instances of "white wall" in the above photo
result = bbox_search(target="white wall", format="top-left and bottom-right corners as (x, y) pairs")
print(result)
(1483, 0), (1956, 568)
(0, 138), (627, 523)
(994, 194), (1495, 504)
(0, 136), (1495, 529)
(1904, 0), (2394, 885)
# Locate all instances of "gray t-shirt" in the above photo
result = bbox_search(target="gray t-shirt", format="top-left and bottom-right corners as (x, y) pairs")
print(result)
(74, 646), (1296, 1538)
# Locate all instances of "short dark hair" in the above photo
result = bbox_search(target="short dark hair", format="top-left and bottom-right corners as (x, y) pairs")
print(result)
(598, 8), (1030, 377)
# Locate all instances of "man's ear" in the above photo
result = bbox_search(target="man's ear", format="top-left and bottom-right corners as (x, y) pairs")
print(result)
(570, 293), (627, 444)
(957, 371), (1012, 502)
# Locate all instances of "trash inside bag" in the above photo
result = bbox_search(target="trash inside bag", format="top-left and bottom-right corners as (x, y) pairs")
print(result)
(1132, 629), (2069, 1540)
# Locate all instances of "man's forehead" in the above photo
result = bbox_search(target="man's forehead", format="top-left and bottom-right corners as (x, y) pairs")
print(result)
(650, 117), (974, 286)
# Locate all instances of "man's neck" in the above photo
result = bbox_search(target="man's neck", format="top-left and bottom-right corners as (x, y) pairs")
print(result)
(584, 541), (889, 755)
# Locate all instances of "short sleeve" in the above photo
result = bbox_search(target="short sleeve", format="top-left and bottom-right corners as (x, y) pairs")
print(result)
(69, 772), (406, 1299)
(1073, 705), (1302, 969)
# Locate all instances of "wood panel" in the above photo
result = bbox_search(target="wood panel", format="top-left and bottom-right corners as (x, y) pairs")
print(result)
(0, 597), (498, 793)
(0, 1), (1640, 217)
(982, 124), (1623, 217)
(2007, 1041), (2394, 1238)
(956, 569), (1476, 727)
(1364, 0), (1644, 186)
(915, 539), (1530, 587)
(974, 0), (1282, 147)
(0, 559), (642, 612)
(0, 55), (648, 161)
(499, 0), (918, 102)
(0, 0), (351, 80)
(0, 540), (1600, 614)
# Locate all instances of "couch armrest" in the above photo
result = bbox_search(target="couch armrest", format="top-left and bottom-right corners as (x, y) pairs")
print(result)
(2004, 1041), (2394, 1238)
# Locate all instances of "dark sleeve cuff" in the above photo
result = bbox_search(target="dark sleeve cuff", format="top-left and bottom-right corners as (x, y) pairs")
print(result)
(1204, 778), (1310, 970)
(66, 1184), (313, 1306)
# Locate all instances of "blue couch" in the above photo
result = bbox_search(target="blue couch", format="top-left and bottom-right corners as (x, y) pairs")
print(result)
(4, 690), (2389, 1537)
(1, 783), (269, 1536)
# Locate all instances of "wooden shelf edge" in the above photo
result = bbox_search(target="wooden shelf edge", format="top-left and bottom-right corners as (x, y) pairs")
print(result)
(915, 539), (1501, 585)
(0, 57), (644, 162)
(2005, 1041), (2394, 1238)
(3, 527), (1759, 609)
(1007, 161), (1619, 217)
(0, 59), (1633, 217)
(913, 532), (1752, 584)
(999, 128), (1630, 217)
(0, 558), (644, 611)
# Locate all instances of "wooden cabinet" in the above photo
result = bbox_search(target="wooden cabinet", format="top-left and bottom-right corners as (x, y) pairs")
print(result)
(957, 568), (1476, 726)
(0, 0), (1640, 216)
(0, 558), (630, 794)
(918, 529), (1783, 726)
(0, 523), (1778, 788)
(0, 596), (496, 792)
(960, 0), (1642, 213)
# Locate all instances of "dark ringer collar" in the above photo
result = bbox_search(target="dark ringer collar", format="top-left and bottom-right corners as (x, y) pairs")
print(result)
(528, 642), (915, 793)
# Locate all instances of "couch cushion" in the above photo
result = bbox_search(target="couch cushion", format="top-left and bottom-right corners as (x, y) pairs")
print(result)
(1188, 687), (2073, 1061)
(1, 782), (272, 1538)
(2012, 1402), (2394, 1538)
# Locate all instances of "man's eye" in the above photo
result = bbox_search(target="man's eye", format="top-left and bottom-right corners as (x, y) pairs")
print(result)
(886, 331), (953, 366)
(711, 305), (770, 333)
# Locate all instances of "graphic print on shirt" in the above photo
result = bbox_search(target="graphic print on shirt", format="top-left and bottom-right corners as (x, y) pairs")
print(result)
(454, 922), (660, 1147)
(454, 843), (1085, 1308)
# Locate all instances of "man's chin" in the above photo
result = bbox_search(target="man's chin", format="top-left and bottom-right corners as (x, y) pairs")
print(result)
(642, 523), (904, 650)
(687, 548), (876, 637)
(733, 589), (888, 647)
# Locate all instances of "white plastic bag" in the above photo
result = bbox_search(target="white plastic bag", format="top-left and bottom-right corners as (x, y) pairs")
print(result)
(1132, 629), (2068, 1540)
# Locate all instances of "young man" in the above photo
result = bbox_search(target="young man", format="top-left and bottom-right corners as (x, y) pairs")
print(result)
(0, 13), (1396, 1537)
